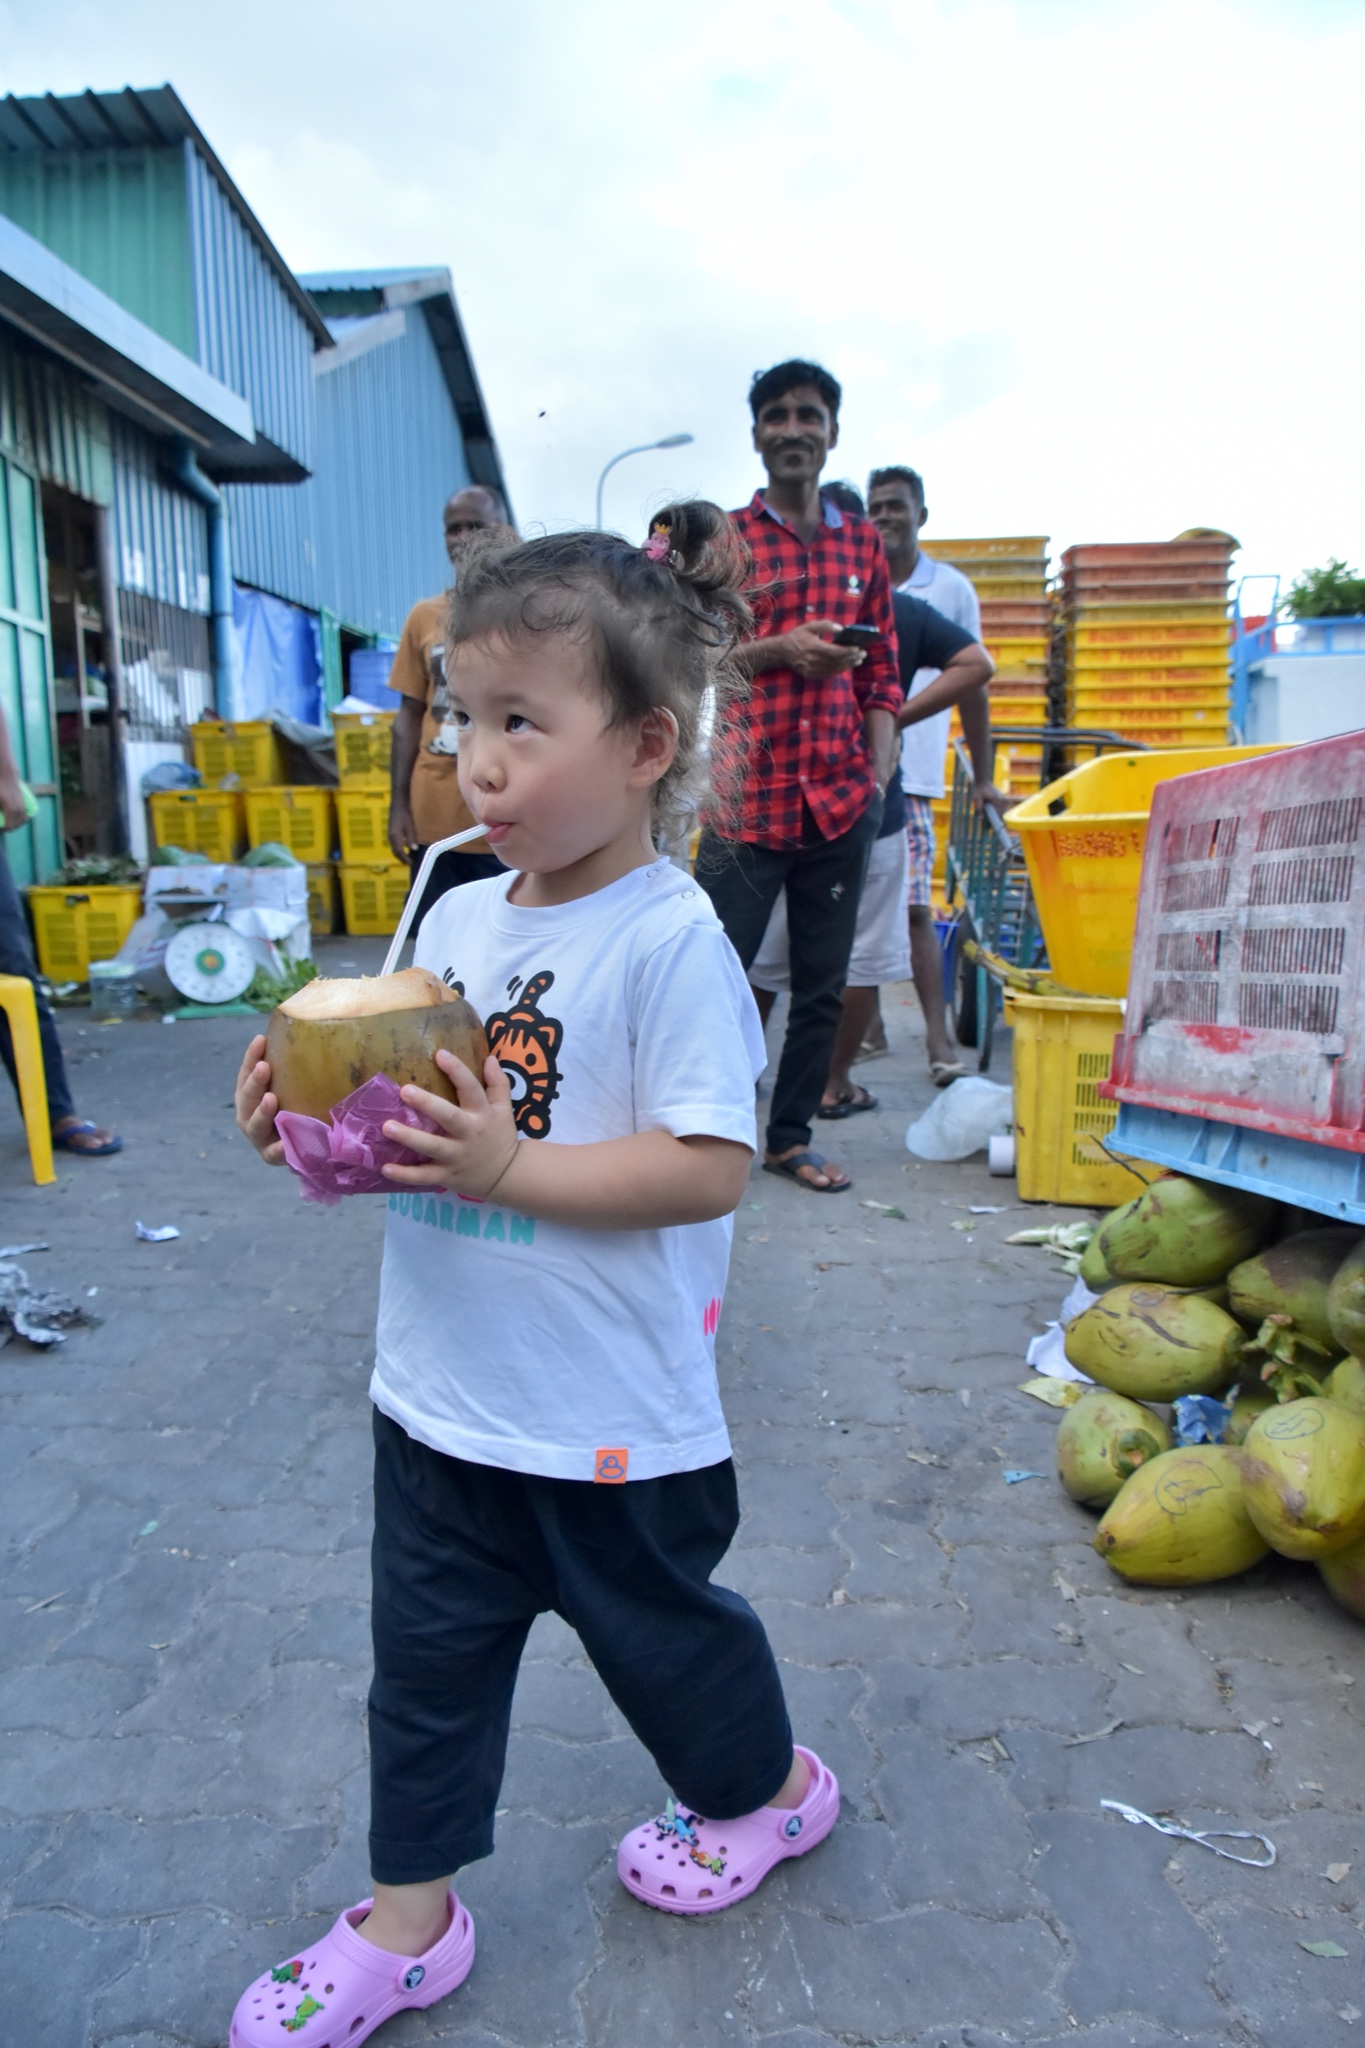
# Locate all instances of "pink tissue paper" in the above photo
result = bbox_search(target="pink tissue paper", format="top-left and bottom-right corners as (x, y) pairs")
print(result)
(276, 1073), (445, 1205)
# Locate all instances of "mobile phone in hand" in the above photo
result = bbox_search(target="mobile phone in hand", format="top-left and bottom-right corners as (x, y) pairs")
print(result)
(833, 624), (881, 650)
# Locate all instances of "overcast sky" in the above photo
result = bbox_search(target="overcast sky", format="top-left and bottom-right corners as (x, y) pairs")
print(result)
(3, 0), (1362, 596)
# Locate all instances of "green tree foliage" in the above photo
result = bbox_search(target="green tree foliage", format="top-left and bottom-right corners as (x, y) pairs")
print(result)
(1284, 559), (1365, 619)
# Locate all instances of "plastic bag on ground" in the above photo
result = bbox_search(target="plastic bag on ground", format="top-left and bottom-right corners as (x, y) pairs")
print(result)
(906, 1077), (1013, 1161)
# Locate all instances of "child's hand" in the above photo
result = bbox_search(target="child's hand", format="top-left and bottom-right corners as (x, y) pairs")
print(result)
(384, 1050), (518, 1198)
(235, 1034), (285, 1165)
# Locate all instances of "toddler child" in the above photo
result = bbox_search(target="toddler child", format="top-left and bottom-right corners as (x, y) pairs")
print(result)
(230, 504), (838, 2046)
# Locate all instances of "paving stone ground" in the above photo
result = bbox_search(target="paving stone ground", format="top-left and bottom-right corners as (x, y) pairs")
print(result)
(2, 947), (1364, 2047)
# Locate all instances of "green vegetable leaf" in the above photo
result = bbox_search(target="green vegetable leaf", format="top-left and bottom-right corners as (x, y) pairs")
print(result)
(1299, 1940), (1349, 1959)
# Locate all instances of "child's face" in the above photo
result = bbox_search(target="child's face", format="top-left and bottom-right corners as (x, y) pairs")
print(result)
(447, 630), (668, 877)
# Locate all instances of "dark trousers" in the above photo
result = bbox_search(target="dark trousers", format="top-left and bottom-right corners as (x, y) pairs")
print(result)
(368, 1410), (793, 1884)
(407, 847), (506, 935)
(0, 844), (74, 1128)
(695, 805), (877, 1154)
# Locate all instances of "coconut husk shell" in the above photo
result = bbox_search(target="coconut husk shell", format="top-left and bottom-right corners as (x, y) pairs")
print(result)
(265, 967), (488, 1124)
(1096, 1176), (1279, 1288)
(1094, 1446), (1269, 1585)
(1237, 1397), (1365, 1560)
(1064, 1284), (1246, 1402)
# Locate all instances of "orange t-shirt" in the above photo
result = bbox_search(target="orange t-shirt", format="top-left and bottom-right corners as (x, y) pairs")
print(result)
(389, 595), (487, 850)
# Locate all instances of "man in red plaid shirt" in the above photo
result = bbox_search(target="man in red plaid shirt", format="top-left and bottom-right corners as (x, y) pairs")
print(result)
(696, 360), (901, 1193)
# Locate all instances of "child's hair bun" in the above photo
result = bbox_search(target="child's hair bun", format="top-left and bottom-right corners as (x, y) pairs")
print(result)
(648, 502), (752, 641)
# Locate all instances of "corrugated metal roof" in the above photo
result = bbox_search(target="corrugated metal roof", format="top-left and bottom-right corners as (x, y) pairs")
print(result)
(0, 86), (332, 349)
(186, 146), (314, 478)
(301, 267), (508, 515)
(0, 211), (255, 457)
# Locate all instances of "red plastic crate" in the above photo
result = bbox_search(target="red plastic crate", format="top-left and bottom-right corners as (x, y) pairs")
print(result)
(1105, 733), (1365, 1151)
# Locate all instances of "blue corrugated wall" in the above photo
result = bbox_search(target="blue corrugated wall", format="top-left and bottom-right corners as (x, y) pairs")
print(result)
(229, 302), (470, 637)
(109, 412), (210, 614)
(185, 143), (314, 470)
(228, 472), (316, 612)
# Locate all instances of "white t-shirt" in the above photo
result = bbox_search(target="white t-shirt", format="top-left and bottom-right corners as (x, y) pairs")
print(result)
(898, 554), (983, 800)
(369, 859), (766, 1484)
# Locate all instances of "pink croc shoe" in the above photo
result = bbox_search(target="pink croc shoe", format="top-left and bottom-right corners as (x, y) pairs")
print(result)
(617, 1746), (839, 1915)
(229, 1891), (474, 2046)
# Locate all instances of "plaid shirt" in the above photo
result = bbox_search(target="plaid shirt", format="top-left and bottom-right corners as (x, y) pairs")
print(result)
(715, 492), (901, 848)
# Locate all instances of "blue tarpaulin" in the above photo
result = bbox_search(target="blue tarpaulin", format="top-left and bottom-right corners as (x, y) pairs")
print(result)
(349, 645), (401, 710)
(233, 584), (324, 725)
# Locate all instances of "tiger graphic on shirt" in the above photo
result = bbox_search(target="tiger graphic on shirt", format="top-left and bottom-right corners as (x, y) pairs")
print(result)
(483, 971), (563, 1138)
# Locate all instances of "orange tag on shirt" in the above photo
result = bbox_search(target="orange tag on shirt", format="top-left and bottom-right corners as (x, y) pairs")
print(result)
(594, 1448), (629, 1484)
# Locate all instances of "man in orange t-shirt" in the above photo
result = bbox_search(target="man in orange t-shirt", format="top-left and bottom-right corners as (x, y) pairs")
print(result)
(388, 484), (515, 929)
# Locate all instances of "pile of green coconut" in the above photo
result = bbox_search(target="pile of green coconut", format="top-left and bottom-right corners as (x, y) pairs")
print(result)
(1049, 1173), (1365, 1616)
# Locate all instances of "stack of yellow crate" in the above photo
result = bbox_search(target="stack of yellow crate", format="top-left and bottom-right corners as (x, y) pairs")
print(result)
(1060, 537), (1234, 748)
(332, 708), (400, 934)
(917, 537), (1052, 894)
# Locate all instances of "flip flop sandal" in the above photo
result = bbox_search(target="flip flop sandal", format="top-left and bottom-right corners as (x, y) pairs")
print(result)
(761, 1149), (851, 1192)
(52, 1120), (122, 1156)
(230, 1891), (475, 2047)
(617, 1746), (839, 1915)
(851, 1038), (889, 1065)
(816, 1087), (878, 1120)
(930, 1061), (966, 1088)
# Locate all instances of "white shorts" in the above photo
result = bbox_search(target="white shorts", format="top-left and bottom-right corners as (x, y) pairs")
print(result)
(748, 829), (912, 994)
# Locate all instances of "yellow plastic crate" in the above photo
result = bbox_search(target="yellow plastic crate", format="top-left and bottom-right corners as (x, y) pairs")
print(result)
(190, 720), (282, 789)
(244, 786), (336, 861)
(1067, 687), (1231, 715)
(1069, 641), (1230, 669)
(148, 790), (246, 862)
(26, 883), (143, 982)
(1064, 716), (1231, 749)
(1069, 661), (1230, 688)
(1008, 746), (1281, 997)
(305, 861), (340, 935)
(1072, 622), (1236, 655)
(926, 536), (1049, 563)
(1064, 601), (1230, 628)
(964, 577), (1048, 601)
(333, 709), (396, 788)
(1005, 991), (1139, 1207)
(340, 861), (410, 936)
(336, 788), (391, 863)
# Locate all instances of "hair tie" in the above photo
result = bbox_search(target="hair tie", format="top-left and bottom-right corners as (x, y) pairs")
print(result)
(643, 528), (672, 563)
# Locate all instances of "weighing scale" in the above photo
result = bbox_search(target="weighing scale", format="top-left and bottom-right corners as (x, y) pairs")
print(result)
(163, 922), (259, 1019)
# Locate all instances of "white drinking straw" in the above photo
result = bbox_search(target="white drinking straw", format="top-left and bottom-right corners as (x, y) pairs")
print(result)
(380, 824), (492, 975)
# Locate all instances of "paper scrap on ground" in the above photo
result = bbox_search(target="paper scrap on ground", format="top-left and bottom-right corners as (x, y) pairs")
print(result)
(1019, 1376), (1083, 1407)
(1101, 1799), (1276, 1867)
(135, 1222), (180, 1242)
(1026, 1322), (1093, 1383)
(0, 1260), (97, 1346)
(1060, 1276), (1102, 1324)
(1004, 1469), (1046, 1483)
(0, 1241), (47, 1257)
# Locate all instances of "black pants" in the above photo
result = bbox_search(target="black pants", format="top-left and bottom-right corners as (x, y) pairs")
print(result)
(407, 847), (506, 935)
(695, 805), (877, 1155)
(0, 843), (74, 1128)
(368, 1410), (793, 1885)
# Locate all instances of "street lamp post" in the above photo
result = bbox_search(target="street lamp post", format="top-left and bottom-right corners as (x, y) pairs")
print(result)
(595, 432), (694, 530)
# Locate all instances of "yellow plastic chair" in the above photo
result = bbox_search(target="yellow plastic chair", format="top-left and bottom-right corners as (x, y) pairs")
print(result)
(0, 975), (56, 1186)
